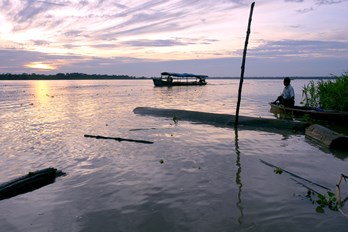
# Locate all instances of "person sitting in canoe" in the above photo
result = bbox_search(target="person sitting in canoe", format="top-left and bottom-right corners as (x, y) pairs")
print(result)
(272, 77), (295, 107)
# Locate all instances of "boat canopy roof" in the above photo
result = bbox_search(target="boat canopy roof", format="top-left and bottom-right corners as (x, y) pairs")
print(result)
(161, 72), (208, 79)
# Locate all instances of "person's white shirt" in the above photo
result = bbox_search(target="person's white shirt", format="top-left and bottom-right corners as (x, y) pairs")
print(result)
(282, 84), (294, 99)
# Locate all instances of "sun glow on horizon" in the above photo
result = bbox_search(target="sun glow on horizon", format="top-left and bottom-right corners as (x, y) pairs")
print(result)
(25, 62), (56, 70)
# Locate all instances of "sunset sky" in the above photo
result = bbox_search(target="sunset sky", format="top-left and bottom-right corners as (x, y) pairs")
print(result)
(0, 0), (347, 77)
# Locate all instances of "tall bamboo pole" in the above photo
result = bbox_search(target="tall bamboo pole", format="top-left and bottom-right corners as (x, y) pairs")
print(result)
(235, 2), (255, 128)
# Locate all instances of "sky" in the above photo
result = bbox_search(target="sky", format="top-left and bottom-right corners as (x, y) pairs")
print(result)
(0, 0), (347, 77)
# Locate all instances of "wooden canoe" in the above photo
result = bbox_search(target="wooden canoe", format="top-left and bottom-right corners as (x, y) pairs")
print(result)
(269, 103), (348, 124)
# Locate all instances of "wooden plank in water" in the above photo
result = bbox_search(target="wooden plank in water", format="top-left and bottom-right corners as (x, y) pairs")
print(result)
(0, 168), (65, 200)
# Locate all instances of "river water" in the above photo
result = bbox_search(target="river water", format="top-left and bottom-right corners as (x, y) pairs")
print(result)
(0, 79), (347, 231)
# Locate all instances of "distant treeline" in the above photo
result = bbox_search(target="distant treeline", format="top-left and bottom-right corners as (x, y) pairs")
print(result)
(0, 73), (146, 80)
(0, 73), (335, 80)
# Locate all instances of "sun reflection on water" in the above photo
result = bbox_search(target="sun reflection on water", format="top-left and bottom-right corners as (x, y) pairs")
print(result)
(33, 81), (51, 105)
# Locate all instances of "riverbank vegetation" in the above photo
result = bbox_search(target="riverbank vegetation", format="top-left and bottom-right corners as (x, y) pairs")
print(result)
(302, 71), (348, 111)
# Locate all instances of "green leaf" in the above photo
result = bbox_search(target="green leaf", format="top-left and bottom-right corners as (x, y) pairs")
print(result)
(274, 167), (283, 174)
(327, 192), (335, 197)
(316, 206), (324, 214)
(317, 193), (326, 200)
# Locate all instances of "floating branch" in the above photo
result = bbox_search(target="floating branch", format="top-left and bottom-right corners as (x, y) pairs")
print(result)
(260, 159), (330, 191)
(290, 177), (321, 195)
(84, 134), (154, 144)
(0, 167), (66, 200)
(129, 128), (156, 131)
(262, 159), (348, 216)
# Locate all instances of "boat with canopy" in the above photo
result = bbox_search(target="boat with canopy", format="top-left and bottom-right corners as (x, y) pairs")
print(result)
(152, 72), (208, 87)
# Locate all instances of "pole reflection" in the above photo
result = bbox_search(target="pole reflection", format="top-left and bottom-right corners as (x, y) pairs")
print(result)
(234, 129), (244, 224)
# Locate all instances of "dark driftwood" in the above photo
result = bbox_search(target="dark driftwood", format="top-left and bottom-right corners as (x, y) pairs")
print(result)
(84, 134), (154, 144)
(0, 168), (65, 200)
(305, 124), (348, 149)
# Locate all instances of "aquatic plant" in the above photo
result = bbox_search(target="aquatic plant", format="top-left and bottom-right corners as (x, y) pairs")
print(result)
(302, 80), (319, 108)
(302, 71), (348, 111)
(306, 190), (338, 213)
(274, 167), (283, 174)
(302, 114), (312, 122)
(265, 160), (341, 214)
(172, 115), (178, 125)
(301, 114), (320, 124)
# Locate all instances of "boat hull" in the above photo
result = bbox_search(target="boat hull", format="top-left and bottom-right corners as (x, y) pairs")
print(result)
(269, 103), (348, 124)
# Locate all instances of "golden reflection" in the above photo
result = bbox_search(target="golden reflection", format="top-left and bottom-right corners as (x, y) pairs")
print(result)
(31, 80), (101, 130)
(33, 81), (51, 105)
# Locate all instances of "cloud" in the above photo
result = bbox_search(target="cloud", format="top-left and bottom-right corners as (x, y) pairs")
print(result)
(315, 0), (348, 5)
(1, 0), (247, 54)
(284, 0), (348, 14)
(123, 39), (187, 47)
(36, 1), (66, 6)
(248, 40), (348, 58)
(0, 49), (79, 73)
(14, 0), (55, 24)
(1, 47), (347, 77)
(296, 7), (315, 13)
(32, 40), (50, 46)
(0, 0), (347, 77)
(121, 37), (218, 47)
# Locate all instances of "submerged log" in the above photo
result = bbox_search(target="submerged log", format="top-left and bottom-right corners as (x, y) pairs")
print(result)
(133, 107), (309, 134)
(133, 107), (348, 151)
(305, 124), (348, 149)
(0, 168), (65, 200)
